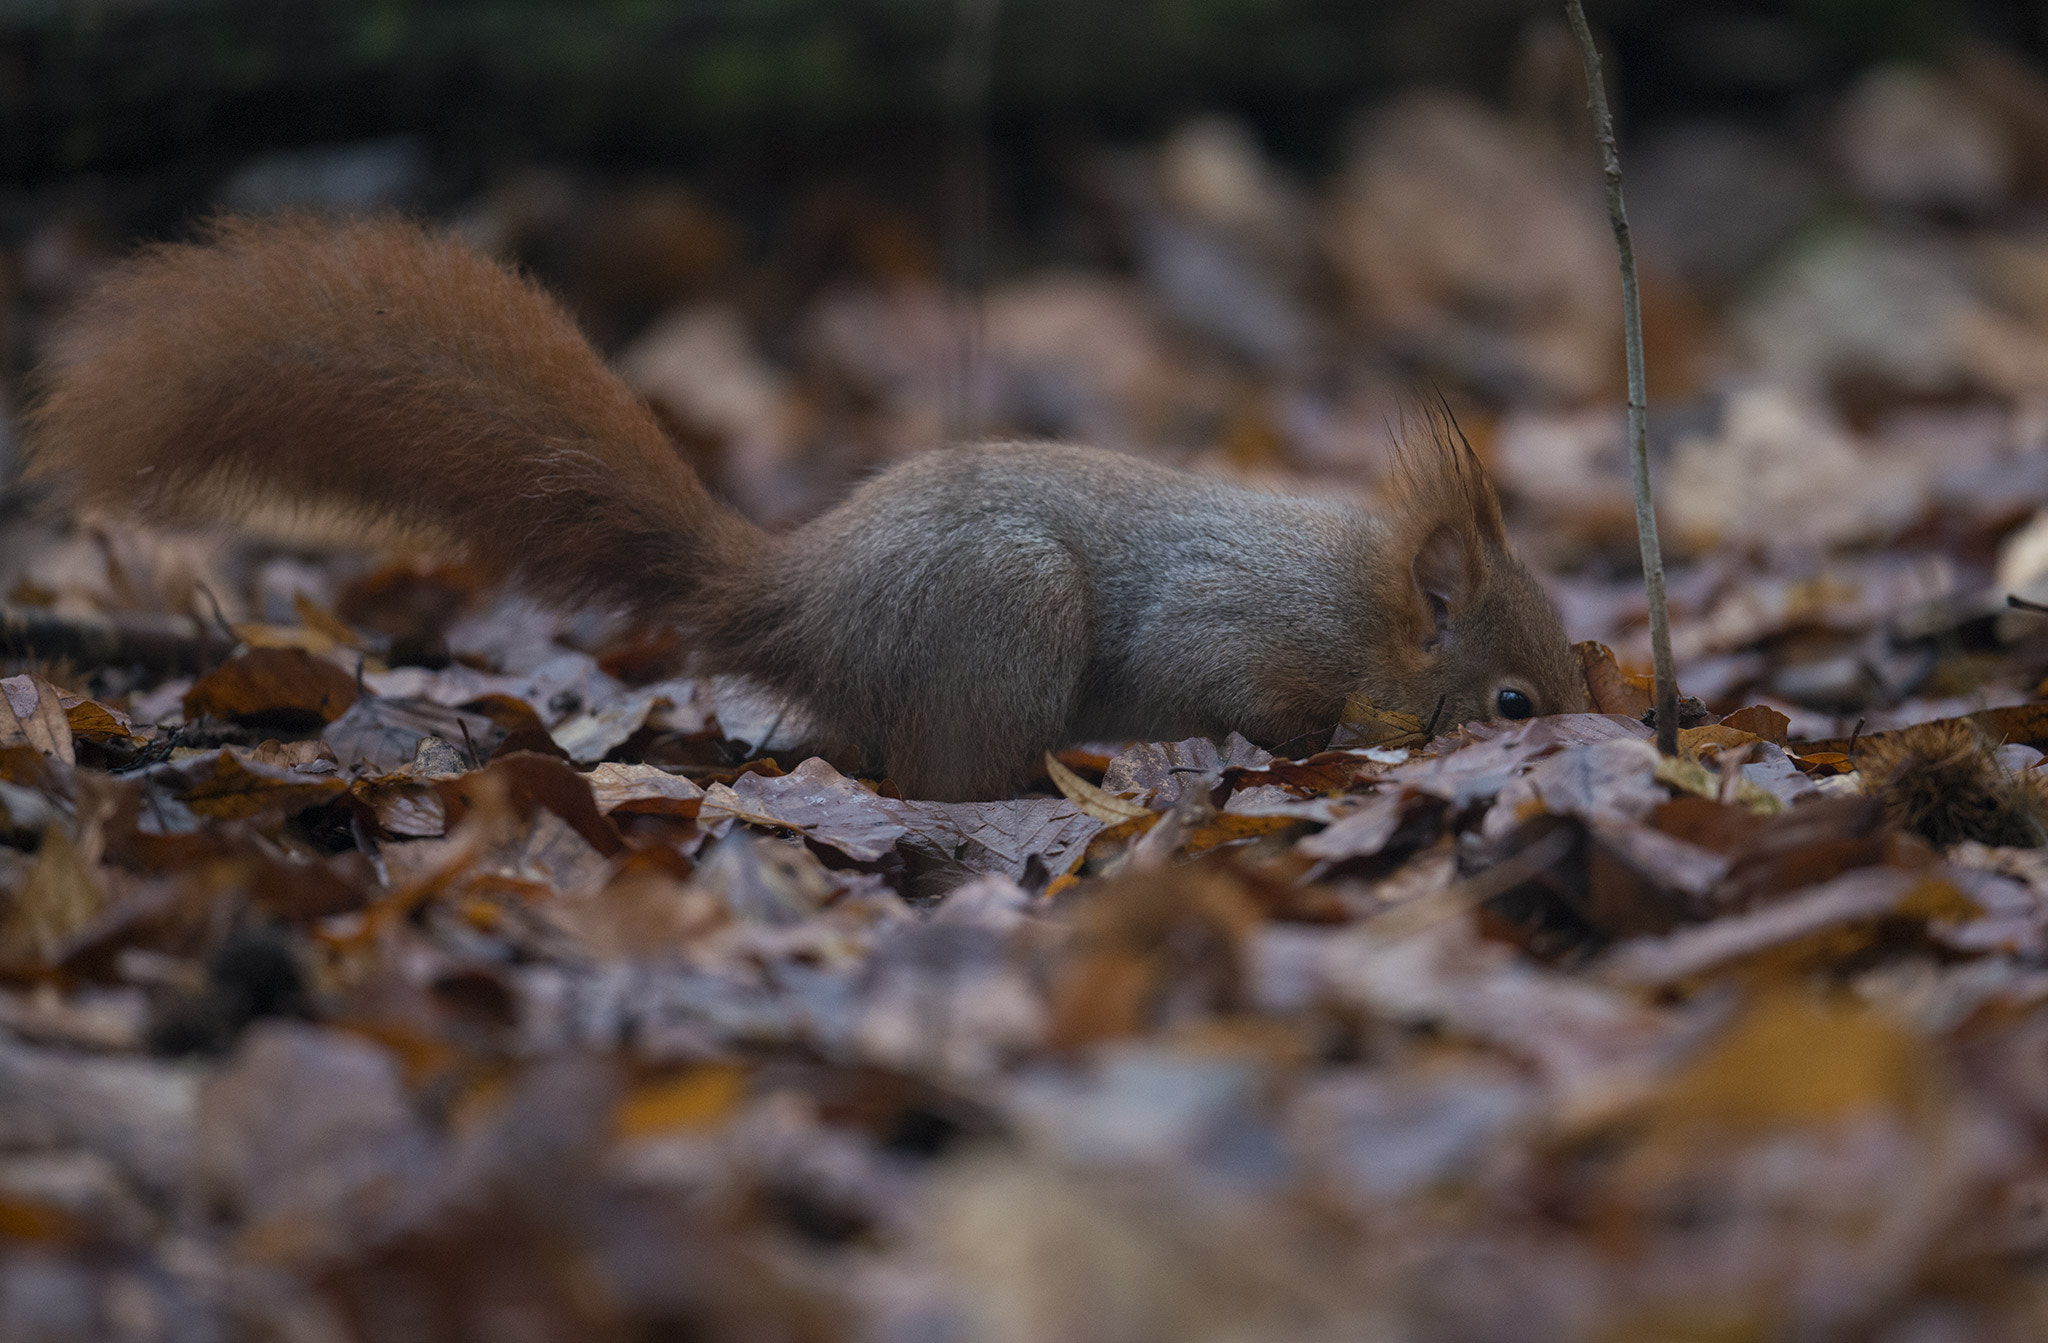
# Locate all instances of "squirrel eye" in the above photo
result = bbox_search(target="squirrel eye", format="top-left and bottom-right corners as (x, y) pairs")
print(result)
(1496, 688), (1534, 720)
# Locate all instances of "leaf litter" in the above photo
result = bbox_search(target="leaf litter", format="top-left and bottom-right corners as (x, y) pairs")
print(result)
(27, 60), (2048, 1343)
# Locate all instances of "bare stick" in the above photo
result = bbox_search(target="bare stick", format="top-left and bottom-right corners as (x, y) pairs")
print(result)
(1566, 0), (1678, 756)
(0, 603), (237, 675)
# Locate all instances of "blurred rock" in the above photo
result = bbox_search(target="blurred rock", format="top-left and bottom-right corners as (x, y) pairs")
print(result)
(1326, 90), (1616, 402)
(1834, 66), (2013, 215)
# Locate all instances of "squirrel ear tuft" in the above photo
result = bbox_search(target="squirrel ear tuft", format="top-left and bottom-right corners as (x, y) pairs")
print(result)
(1387, 406), (1502, 649)
(1385, 411), (1507, 555)
(1409, 522), (1471, 646)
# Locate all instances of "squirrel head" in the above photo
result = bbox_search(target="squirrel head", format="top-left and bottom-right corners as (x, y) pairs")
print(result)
(1374, 425), (1587, 729)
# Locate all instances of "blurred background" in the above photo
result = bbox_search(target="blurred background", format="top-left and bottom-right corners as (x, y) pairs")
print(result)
(17, 8), (2048, 1343)
(11, 0), (2048, 731)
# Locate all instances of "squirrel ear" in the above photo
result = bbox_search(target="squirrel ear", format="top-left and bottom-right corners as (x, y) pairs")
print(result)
(1410, 523), (1472, 645)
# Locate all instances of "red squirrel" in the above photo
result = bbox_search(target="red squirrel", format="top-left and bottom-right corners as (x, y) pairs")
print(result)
(25, 214), (1585, 799)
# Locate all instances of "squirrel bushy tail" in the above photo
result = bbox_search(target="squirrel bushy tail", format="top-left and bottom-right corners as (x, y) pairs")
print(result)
(22, 212), (1585, 800)
(26, 213), (765, 618)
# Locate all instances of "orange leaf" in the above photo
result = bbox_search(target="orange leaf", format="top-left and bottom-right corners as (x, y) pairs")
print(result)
(613, 1065), (748, 1139)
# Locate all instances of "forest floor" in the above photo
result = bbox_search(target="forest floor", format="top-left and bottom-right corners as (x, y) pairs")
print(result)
(13, 58), (2048, 1343)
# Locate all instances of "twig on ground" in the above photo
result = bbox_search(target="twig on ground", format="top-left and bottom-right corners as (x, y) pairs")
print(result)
(0, 603), (237, 675)
(1565, 0), (1679, 756)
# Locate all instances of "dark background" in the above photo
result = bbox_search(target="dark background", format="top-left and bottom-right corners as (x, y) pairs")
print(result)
(2, 0), (2032, 217)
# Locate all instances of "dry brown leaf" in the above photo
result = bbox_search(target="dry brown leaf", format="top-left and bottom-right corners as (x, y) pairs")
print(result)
(1720, 704), (1791, 745)
(59, 696), (133, 742)
(0, 675), (76, 766)
(350, 776), (448, 839)
(584, 761), (705, 816)
(700, 756), (906, 862)
(1576, 640), (1654, 718)
(176, 749), (349, 820)
(612, 1064), (748, 1139)
(1641, 988), (1930, 1130)
(0, 825), (106, 968)
(1176, 812), (1301, 858)
(1045, 751), (1152, 823)
(893, 796), (1108, 883)
(1100, 735), (1270, 808)
(435, 752), (625, 859)
(292, 591), (364, 648)
(185, 647), (359, 728)
(1795, 703), (2048, 758)
(1677, 724), (1762, 760)
(324, 695), (498, 774)
(1047, 867), (1261, 1049)
(1295, 791), (1411, 862)
(1330, 694), (1427, 750)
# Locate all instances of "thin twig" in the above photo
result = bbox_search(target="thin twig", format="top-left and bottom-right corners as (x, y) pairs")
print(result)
(1565, 0), (1678, 757)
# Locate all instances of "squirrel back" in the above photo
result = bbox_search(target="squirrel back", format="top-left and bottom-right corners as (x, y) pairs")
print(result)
(27, 213), (765, 620)
(27, 215), (1583, 799)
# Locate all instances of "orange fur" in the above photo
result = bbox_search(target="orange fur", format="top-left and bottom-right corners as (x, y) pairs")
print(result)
(28, 214), (767, 620)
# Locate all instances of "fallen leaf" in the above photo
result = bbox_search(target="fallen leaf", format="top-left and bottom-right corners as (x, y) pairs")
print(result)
(891, 797), (1107, 882)
(1794, 703), (2048, 758)
(612, 1064), (748, 1138)
(0, 675), (76, 766)
(173, 750), (348, 820)
(435, 752), (625, 859)
(1642, 987), (1929, 1130)
(1601, 866), (1926, 986)
(184, 648), (359, 728)
(0, 826), (106, 968)
(60, 697), (134, 742)
(1100, 735), (1270, 807)
(1330, 694), (1427, 750)
(1721, 704), (1791, 745)
(1576, 641), (1654, 717)
(585, 762), (706, 816)
(1045, 751), (1152, 823)
(1677, 724), (1762, 759)
(324, 696), (499, 774)
(701, 756), (907, 862)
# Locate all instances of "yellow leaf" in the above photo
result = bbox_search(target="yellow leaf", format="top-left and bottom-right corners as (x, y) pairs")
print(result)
(0, 826), (106, 967)
(1044, 752), (1151, 824)
(63, 699), (133, 740)
(1677, 724), (1760, 758)
(1651, 989), (1927, 1132)
(1331, 693), (1426, 750)
(0, 676), (74, 766)
(293, 591), (365, 648)
(613, 1064), (748, 1139)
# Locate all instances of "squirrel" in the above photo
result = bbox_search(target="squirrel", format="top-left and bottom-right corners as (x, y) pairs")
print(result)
(24, 214), (1585, 800)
